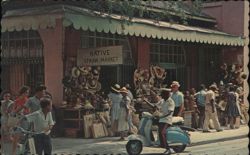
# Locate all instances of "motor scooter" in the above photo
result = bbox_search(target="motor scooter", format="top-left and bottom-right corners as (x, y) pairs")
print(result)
(126, 112), (195, 155)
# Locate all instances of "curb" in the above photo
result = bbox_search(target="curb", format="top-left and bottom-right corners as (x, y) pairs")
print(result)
(190, 134), (248, 146)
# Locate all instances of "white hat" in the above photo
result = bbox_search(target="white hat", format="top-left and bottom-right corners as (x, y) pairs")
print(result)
(171, 81), (180, 87)
(111, 84), (120, 92)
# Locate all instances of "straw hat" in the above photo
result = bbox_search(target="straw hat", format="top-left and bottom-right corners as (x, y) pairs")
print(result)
(120, 87), (129, 94)
(111, 84), (121, 92)
(71, 67), (80, 78)
(86, 80), (101, 93)
(209, 84), (218, 90)
(84, 100), (94, 110)
(79, 66), (89, 75)
(171, 81), (180, 87)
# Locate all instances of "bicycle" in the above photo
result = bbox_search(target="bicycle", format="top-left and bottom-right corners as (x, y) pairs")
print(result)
(10, 126), (44, 155)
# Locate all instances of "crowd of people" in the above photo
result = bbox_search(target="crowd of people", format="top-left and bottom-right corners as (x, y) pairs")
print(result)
(106, 78), (248, 153)
(183, 82), (248, 131)
(182, 63), (248, 131)
(1, 85), (54, 155)
(1, 63), (248, 154)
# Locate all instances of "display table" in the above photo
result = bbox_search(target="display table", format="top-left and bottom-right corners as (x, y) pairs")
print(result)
(59, 107), (86, 137)
(58, 105), (113, 138)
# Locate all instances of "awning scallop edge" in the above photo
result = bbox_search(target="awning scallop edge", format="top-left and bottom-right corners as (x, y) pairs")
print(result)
(1, 10), (245, 47)
(1, 15), (58, 32)
(62, 13), (245, 46)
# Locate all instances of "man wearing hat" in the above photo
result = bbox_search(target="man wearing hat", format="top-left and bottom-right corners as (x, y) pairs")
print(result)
(203, 84), (223, 132)
(157, 88), (175, 154)
(108, 84), (123, 135)
(170, 81), (184, 116)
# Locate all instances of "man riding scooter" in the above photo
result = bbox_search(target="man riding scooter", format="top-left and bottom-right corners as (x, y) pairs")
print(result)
(127, 88), (193, 155)
(154, 88), (175, 155)
(142, 88), (175, 154)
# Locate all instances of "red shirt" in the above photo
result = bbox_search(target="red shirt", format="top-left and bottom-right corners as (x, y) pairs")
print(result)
(13, 96), (29, 114)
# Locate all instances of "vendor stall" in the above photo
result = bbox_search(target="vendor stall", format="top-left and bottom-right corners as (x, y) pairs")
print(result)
(61, 66), (112, 138)
(133, 65), (167, 116)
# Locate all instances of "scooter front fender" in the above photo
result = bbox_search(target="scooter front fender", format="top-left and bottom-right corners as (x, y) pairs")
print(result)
(127, 134), (153, 146)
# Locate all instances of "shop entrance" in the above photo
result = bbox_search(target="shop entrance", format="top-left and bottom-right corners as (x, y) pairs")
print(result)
(99, 65), (119, 94)
(99, 64), (135, 95)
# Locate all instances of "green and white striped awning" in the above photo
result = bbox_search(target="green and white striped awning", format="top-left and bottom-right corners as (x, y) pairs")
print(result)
(1, 5), (246, 46)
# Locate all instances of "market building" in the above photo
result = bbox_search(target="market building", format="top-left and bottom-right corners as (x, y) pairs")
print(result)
(1, 1), (248, 107)
(1, 1), (247, 105)
(201, 1), (249, 106)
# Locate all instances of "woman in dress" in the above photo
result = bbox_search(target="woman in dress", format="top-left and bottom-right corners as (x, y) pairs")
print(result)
(108, 84), (123, 135)
(1, 91), (14, 131)
(1, 90), (14, 155)
(118, 87), (131, 140)
(225, 86), (241, 129)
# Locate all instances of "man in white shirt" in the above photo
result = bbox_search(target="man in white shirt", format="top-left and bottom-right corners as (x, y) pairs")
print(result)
(170, 81), (184, 116)
(203, 84), (223, 132)
(156, 88), (175, 154)
(25, 97), (54, 155)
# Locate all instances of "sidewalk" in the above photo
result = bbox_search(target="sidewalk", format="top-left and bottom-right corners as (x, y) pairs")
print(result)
(189, 125), (249, 146)
(52, 125), (249, 154)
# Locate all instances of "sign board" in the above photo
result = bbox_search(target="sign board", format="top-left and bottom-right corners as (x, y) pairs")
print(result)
(77, 46), (123, 66)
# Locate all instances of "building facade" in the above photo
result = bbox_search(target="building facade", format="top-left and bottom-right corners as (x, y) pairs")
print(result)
(202, 1), (249, 105)
(1, 1), (247, 105)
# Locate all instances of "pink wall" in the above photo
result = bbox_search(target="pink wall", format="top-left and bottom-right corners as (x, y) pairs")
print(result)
(203, 1), (245, 71)
(202, 1), (245, 36)
(222, 47), (244, 65)
(137, 37), (151, 69)
(38, 19), (64, 106)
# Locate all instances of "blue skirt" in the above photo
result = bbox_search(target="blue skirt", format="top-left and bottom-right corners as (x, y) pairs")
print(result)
(226, 103), (241, 117)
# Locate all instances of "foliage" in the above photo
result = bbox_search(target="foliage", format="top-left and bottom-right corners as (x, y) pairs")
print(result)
(84, 0), (203, 26)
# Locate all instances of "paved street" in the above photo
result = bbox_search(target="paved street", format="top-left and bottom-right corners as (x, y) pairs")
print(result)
(179, 137), (249, 155)
(141, 138), (249, 155)
(52, 125), (249, 155)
